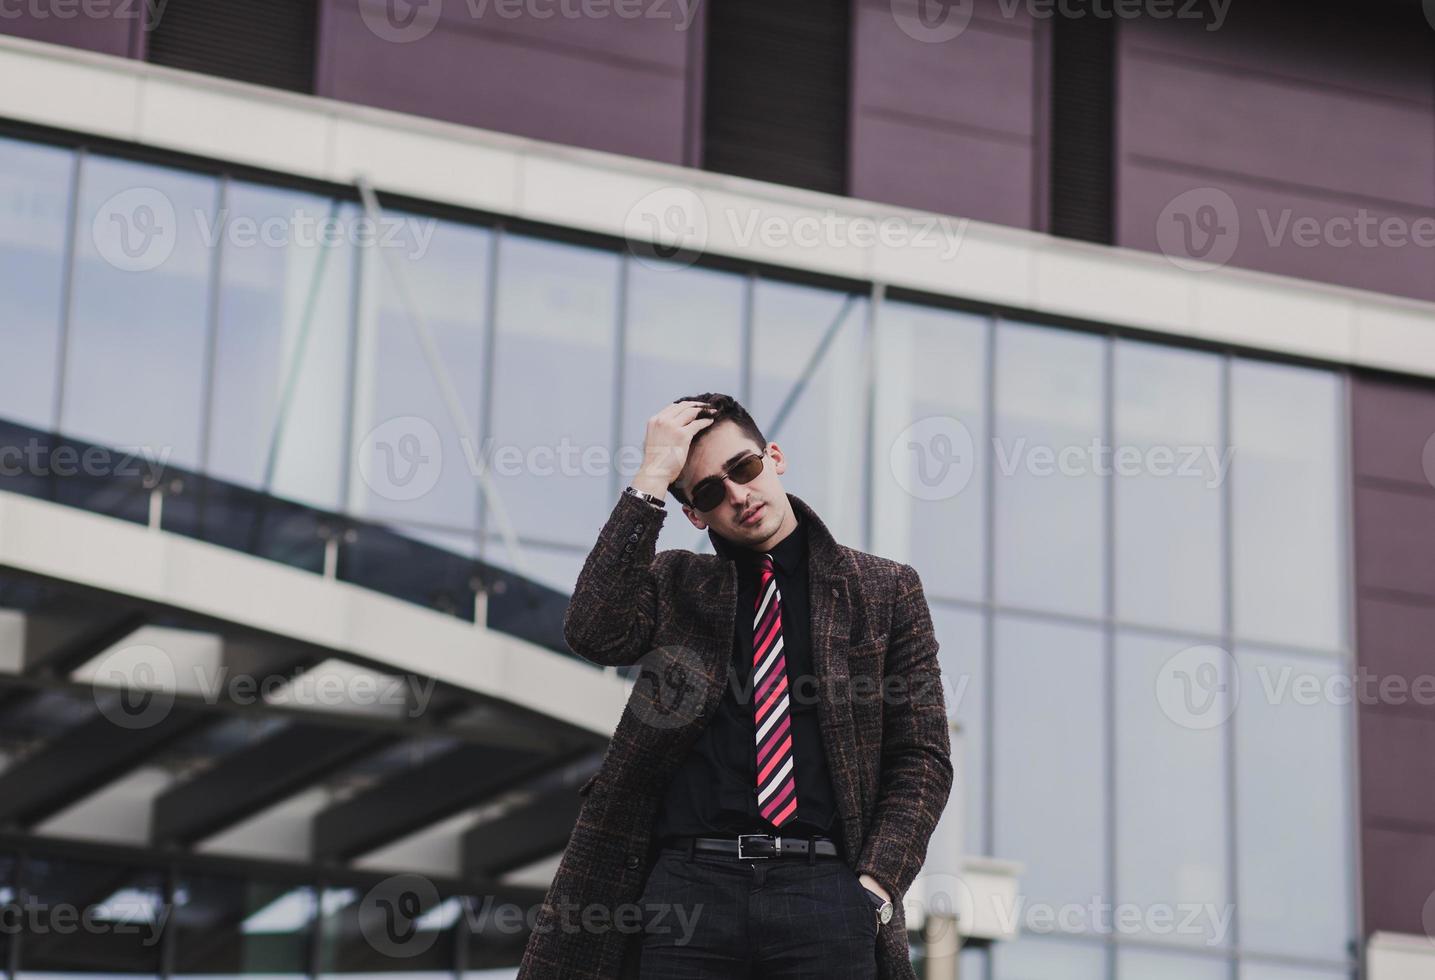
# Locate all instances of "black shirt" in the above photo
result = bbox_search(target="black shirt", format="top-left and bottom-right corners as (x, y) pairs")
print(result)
(653, 510), (841, 847)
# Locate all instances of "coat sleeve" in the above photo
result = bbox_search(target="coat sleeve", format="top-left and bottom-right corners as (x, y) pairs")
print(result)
(561, 489), (669, 668)
(854, 561), (955, 903)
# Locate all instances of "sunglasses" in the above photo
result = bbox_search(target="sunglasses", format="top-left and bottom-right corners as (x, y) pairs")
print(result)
(686, 449), (767, 512)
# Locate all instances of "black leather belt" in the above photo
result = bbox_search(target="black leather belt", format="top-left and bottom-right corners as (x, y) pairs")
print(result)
(665, 833), (841, 860)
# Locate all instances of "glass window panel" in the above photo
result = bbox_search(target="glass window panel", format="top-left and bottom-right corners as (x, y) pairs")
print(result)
(482, 534), (587, 597)
(993, 935), (1106, 980)
(487, 234), (620, 547)
(1116, 632), (1230, 948)
(872, 300), (987, 601)
(748, 278), (867, 548)
(1235, 648), (1353, 961)
(993, 616), (1107, 928)
(16, 855), (165, 977)
(932, 604), (985, 857)
(1230, 361), (1344, 651)
(348, 213), (491, 535)
(993, 322), (1106, 617)
(960, 946), (988, 980)
(0, 851), (14, 968)
(172, 873), (314, 977)
(316, 885), (460, 974)
(62, 155), (216, 469)
(619, 260), (744, 555)
(1113, 341), (1224, 634)
(1117, 948), (1229, 980)
(208, 184), (358, 511)
(0, 137), (73, 431)
(1239, 962), (1350, 980)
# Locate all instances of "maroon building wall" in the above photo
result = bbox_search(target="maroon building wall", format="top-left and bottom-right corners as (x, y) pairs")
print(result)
(849, 0), (1047, 230)
(1115, 5), (1435, 303)
(314, 0), (702, 166)
(0, 6), (145, 59)
(1351, 372), (1435, 937)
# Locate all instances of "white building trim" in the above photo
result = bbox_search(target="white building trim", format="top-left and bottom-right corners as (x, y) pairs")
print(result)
(1368, 931), (1435, 980)
(0, 490), (629, 736)
(0, 35), (1432, 378)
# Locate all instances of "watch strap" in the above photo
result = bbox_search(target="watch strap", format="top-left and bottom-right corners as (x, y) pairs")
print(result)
(623, 485), (666, 509)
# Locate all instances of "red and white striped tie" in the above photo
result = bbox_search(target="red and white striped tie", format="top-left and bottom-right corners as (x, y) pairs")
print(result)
(753, 553), (798, 829)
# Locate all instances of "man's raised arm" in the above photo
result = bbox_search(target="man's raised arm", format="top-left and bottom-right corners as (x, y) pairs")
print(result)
(560, 400), (714, 667)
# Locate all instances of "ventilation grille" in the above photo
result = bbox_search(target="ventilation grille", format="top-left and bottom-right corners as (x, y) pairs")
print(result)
(1049, 9), (1115, 243)
(146, 0), (317, 94)
(702, 0), (851, 194)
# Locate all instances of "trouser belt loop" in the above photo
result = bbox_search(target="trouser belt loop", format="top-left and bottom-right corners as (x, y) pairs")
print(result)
(807, 836), (815, 865)
(686, 837), (696, 861)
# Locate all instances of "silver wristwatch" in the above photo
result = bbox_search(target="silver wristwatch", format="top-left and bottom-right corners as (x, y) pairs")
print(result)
(623, 485), (666, 509)
(864, 886), (894, 925)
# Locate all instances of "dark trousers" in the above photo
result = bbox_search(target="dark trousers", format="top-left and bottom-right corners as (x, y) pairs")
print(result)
(635, 840), (880, 979)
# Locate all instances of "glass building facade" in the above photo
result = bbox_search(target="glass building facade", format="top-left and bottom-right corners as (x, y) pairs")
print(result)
(0, 130), (1356, 978)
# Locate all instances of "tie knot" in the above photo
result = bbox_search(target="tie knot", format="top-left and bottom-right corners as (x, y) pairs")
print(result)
(759, 553), (775, 571)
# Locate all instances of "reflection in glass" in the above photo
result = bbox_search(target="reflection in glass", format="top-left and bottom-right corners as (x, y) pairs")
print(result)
(620, 260), (744, 555)
(62, 155), (217, 469)
(1117, 947), (1228, 980)
(1230, 361), (1344, 651)
(316, 885), (460, 974)
(1235, 648), (1352, 961)
(931, 605), (985, 857)
(0, 137), (73, 431)
(171, 874), (314, 977)
(993, 322), (1105, 617)
(1115, 632), (1229, 947)
(486, 234), (620, 550)
(993, 616), (1107, 925)
(993, 934), (1106, 980)
(208, 184), (358, 511)
(348, 213), (491, 543)
(748, 279), (867, 547)
(16, 855), (165, 977)
(1113, 341), (1223, 633)
(873, 301), (987, 601)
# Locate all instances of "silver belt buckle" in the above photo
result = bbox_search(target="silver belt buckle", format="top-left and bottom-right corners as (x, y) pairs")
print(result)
(737, 834), (779, 860)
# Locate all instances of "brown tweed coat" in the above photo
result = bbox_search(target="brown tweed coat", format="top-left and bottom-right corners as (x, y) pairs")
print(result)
(515, 490), (954, 979)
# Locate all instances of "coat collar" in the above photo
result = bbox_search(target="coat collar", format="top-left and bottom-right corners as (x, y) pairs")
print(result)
(705, 491), (847, 576)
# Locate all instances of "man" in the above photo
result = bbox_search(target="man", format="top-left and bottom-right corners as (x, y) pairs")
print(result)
(515, 394), (953, 980)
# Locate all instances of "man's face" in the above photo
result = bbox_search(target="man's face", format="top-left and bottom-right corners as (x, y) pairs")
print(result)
(677, 420), (789, 541)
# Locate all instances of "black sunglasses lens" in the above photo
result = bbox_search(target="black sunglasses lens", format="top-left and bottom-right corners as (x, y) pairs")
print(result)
(691, 453), (763, 512)
(729, 454), (764, 485)
(692, 482), (722, 511)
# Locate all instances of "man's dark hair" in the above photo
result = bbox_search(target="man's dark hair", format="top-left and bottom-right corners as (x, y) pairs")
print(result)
(668, 392), (767, 507)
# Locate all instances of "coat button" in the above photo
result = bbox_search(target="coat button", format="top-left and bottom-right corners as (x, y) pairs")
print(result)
(628, 532), (640, 542)
(624, 855), (640, 870)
